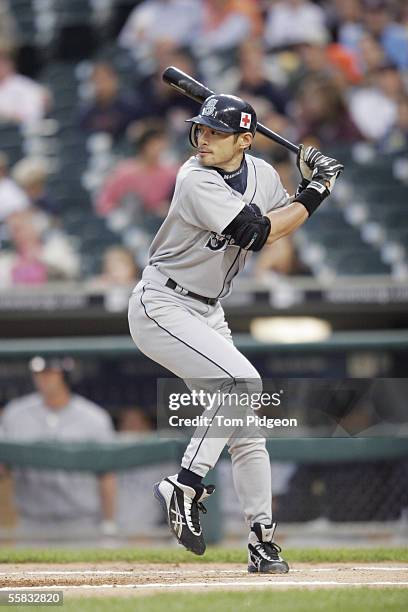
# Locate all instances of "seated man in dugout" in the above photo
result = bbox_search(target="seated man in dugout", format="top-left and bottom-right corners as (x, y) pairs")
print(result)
(0, 356), (117, 540)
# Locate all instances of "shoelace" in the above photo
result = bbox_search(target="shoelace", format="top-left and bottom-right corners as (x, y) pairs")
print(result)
(186, 499), (207, 533)
(191, 501), (207, 531)
(184, 484), (214, 533)
(255, 541), (282, 562)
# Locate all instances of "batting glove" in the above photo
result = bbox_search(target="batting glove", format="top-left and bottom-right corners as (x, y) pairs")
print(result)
(296, 144), (314, 182)
(295, 146), (344, 216)
(297, 145), (343, 180)
(296, 144), (343, 194)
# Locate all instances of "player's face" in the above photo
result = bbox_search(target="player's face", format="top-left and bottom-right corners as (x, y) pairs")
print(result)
(196, 125), (251, 171)
(33, 369), (66, 396)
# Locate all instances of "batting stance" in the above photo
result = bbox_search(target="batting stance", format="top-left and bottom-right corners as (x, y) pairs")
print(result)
(128, 94), (343, 573)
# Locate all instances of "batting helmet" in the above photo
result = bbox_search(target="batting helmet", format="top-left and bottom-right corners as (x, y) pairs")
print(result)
(186, 94), (257, 148)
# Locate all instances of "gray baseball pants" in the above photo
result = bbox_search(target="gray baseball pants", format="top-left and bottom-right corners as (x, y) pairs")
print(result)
(128, 266), (272, 525)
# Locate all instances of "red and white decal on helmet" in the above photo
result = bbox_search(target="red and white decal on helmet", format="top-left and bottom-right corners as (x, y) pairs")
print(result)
(240, 112), (251, 129)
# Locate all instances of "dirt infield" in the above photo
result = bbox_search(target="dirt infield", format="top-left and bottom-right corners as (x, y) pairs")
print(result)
(0, 563), (407, 596)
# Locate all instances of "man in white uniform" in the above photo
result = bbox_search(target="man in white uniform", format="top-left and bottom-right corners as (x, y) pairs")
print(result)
(128, 93), (343, 572)
(1, 357), (117, 537)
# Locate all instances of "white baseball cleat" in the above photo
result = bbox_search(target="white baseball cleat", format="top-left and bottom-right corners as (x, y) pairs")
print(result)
(154, 474), (215, 556)
(248, 522), (289, 574)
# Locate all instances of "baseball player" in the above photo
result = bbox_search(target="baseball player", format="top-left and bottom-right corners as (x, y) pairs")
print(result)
(128, 93), (343, 573)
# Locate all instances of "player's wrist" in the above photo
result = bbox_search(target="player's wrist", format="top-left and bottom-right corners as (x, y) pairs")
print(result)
(294, 182), (328, 217)
(295, 177), (310, 197)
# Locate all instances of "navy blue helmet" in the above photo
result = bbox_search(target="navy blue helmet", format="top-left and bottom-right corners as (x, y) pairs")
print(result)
(186, 94), (257, 147)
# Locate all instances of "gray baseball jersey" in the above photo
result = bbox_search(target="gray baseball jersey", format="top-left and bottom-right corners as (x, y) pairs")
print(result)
(129, 151), (291, 527)
(147, 153), (289, 298)
(1, 393), (114, 521)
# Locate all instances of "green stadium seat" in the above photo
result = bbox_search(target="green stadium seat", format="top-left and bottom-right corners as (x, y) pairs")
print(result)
(367, 208), (406, 229)
(311, 229), (364, 249)
(386, 228), (408, 246)
(358, 184), (407, 206)
(325, 247), (391, 275)
(304, 210), (349, 233)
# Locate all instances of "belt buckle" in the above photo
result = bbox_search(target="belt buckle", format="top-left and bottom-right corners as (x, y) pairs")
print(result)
(175, 284), (189, 297)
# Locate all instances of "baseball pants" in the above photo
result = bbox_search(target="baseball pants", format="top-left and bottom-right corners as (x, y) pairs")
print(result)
(128, 266), (272, 525)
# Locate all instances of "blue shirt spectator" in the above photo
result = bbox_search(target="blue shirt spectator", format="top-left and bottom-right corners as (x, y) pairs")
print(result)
(340, 0), (408, 71)
(78, 62), (143, 140)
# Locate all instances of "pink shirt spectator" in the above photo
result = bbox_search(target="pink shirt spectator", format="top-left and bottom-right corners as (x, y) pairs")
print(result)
(96, 159), (177, 216)
(11, 256), (48, 284)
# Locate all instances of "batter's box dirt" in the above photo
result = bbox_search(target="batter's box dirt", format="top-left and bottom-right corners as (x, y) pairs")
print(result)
(1, 563), (408, 595)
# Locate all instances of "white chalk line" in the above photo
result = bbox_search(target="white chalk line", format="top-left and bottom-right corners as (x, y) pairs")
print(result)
(1, 581), (408, 591)
(0, 566), (407, 577)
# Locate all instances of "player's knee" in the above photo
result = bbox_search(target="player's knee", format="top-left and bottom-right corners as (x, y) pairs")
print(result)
(233, 375), (262, 397)
(228, 434), (267, 457)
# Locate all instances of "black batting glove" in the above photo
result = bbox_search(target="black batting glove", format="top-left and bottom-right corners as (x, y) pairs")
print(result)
(295, 145), (344, 216)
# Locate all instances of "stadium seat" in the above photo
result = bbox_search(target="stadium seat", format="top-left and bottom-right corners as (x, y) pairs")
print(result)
(303, 210), (350, 233)
(324, 247), (391, 275)
(0, 123), (23, 165)
(385, 228), (408, 247)
(311, 229), (364, 249)
(358, 184), (407, 206)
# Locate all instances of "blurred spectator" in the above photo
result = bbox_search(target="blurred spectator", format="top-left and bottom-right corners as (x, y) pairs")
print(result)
(78, 62), (143, 140)
(334, 0), (363, 50)
(95, 123), (178, 223)
(0, 209), (80, 287)
(400, 0), (408, 28)
(291, 35), (362, 91)
(11, 157), (58, 217)
(348, 63), (404, 140)
(340, 0), (408, 71)
(118, 407), (155, 432)
(254, 236), (310, 277)
(379, 95), (408, 152)
(118, 0), (201, 63)
(138, 48), (201, 137)
(295, 77), (362, 145)
(0, 150), (7, 178)
(0, 2), (19, 49)
(237, 41), (288, 115)
(264, 0), (327, 49)
(362, 0), (408, 70)
(0, 153), (29, 222)
(0, 42), (49, 126)
(195, 0), (262, 57)
(89, 246), (140, 289)
(0, 356), (117, 537)
(358, 33), (387, 74)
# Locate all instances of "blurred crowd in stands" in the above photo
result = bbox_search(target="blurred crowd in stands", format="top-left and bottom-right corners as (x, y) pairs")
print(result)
(0, 0), (407, 288)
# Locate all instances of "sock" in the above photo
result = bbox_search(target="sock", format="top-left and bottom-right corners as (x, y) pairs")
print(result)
(178, 467), (203, 487)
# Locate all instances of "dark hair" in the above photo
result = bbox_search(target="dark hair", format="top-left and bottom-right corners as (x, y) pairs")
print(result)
(137, 127), (163, 149)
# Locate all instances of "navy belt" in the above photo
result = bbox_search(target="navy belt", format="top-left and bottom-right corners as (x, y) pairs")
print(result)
(165, 278), (218, 306)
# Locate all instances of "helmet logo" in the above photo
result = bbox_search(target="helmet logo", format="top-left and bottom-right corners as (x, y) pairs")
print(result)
(240, 112), (251, 129)
(202, 98), (218, 117)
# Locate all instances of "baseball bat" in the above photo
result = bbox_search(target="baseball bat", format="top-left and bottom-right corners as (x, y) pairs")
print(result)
(162, 66), (299, 155)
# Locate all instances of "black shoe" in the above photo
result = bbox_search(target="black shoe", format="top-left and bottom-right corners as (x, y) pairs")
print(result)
(248, 522), (289, 574)
(154, 474), (215, 556)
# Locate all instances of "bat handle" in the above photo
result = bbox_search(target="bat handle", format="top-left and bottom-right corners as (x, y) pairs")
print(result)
(256, 124), (299, 155)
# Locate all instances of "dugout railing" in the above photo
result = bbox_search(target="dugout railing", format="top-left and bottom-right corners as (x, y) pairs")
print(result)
(1, 332), (407, 542)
